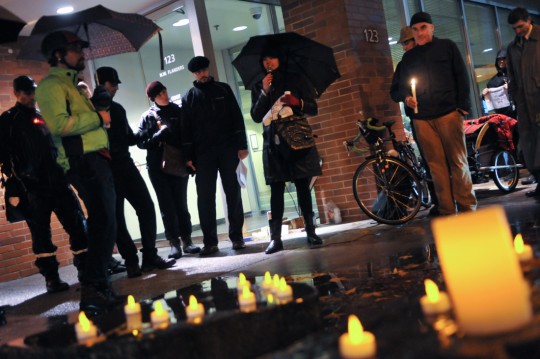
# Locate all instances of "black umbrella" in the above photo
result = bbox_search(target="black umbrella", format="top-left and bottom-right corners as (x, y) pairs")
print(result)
(0, 6), (26, 44)
(232, 32), (340, 98)
(17, 5), (161, 61)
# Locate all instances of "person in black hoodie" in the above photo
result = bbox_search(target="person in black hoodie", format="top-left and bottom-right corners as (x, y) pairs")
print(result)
(482, 49), (517, 118)
(137, 81), (200, 259)
(0, 76), (88, 293)
(182, 56), (248, 256)
(94, 67), (176, 277)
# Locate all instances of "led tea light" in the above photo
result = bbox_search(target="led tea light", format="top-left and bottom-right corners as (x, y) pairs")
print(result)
(124, 295), (142, 331)
(237, 272), (252, 294)
(186, 295), (205, 323)
(261, 271), (273, 292)
(514, 234), (533, 262)
(239, 285), (256, 313)
(420, 279), (451, 315)
(339, 314), (376, 359)
(75, 311), (98, 345)
(151, 301), (170, 329)
(276, 277), (293, 304)
(272, 274), (281, 294)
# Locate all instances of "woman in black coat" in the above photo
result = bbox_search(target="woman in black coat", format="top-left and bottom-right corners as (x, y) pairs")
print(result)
(250, 48), (323, 254)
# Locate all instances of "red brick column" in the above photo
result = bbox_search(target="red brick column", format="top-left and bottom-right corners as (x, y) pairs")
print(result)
(280, 0), (403, 223)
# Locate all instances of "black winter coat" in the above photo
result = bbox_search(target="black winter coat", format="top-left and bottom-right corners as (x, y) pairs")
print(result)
(137, 102), (183, 171)
(107, 101), (141, 169)
(251, 69), (322, 184)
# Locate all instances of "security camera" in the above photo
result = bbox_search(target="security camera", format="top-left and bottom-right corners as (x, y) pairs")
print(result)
(250, 7), (262, 20)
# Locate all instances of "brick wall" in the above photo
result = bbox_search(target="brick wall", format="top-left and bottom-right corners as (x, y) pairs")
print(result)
(0, 38), (63, 282)
(280, 0), (404, 223)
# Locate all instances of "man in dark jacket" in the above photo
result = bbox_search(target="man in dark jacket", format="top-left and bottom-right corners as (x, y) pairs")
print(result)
(182, 56), (248, 256)
(398, 12), (477, 216)
(0, 76), (89, 293)
(507, 7), (540, 197)
(94, 67), (175, 277)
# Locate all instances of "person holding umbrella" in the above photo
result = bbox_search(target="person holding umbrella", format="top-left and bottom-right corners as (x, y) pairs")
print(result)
(35, 31), (120, 313)
(250, 47), (324, 254)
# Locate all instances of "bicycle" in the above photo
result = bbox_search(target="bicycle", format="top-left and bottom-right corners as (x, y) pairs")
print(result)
(344, 117), (431, 225)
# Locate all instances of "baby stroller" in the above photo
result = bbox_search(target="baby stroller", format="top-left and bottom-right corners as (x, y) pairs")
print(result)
(464, 114), (521, 192)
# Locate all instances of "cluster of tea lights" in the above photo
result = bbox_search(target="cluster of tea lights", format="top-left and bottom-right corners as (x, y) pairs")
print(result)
(237, 271), (294, 312)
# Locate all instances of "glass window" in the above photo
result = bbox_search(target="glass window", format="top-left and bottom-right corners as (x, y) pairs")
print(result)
(497, 8), (515, 46)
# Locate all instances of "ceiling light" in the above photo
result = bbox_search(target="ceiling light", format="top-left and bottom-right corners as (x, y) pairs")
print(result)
(389, 40), (398, 45)
(233, 26), (247, 32)
(173, 19), (189, 27)
(482, 48), (493, 53)
(57, 6), (74, 14)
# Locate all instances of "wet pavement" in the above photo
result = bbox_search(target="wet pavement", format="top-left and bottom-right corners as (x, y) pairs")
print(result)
(1, 179), (540, 358)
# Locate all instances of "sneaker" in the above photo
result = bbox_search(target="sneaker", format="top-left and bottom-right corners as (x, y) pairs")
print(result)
(80, 283), (124, 313)
(199, 245), (219, 257)
(168, 241), (183, 259)
(522, 175), (537, 185)
(141, 255), (176, 272)
(183, 243), (202, 254)
(126, 262), (142, 278)
(107, 257), (127, 275)
(232, 239), (246, 250)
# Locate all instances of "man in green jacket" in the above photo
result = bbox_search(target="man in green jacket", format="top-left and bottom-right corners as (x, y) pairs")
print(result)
(36, 31), (120, 313)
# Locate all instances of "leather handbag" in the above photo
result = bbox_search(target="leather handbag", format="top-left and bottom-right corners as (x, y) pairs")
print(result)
(161, 143), (188, 177)
(271, 116), (316, 158)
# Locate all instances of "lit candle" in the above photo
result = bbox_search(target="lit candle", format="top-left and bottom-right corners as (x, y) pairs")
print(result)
(124, 295), (142, 331)
(276, 277), (293, 304)
(339, 315), (376, 359)
(432, 206), (532, 335)
(238, 285), (256, 313)
(151, 301), (170, 329)
(75, 311), (98, 345)
(272, 274), (281, 294)
(410, 78), (418, 114)
(420, 279), (451, 315)
(261, 271), (273, 292)
(237, 272), (252, 295)
(185, 295), (205, 323)
(514, 234), (533, 262)
(266, 293), (276, 306)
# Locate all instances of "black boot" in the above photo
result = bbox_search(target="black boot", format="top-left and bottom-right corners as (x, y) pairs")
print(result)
(304, 213), (323, 246)
(181, 236), (201, 254)
(265, 219), (284, 254)
(80, 283), (125, 314)
(141, 248), (176, 272)
(168, 238), (183, 259)
(35, 256), (69, 293)
(73, 251), (87, 283)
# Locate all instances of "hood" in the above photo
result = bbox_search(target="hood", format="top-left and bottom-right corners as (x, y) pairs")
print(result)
(495, 48), (507, 73)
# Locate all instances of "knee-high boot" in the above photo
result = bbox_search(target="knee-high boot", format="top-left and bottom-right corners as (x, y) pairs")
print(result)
(265, 219), (284, 254)
(304, 213), (323, 246)
(35, 256), (69, 293)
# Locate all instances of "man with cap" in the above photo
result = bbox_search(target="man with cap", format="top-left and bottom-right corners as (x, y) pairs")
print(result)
(182, 56), (248, 256)
(0, 75), (89, 294)
(397, 12), (477, 216)
(36, 31), (120, 313)
(506, 7), (540, 197)
(137, 81), (200, 260)
(94, 67), (176, 277)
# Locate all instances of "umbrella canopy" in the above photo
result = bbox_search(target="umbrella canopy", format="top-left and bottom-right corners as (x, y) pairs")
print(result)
(232, 32), (340, 98)
(18, 5), (161, 61)
(0, 6), (25, 44)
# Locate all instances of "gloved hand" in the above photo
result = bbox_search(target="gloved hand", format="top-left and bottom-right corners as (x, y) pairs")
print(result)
(91, 85), (112, 111)
(281, 93), (301, 107)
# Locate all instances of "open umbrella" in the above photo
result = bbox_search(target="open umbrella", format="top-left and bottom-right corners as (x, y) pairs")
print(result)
(0, 6), (26, 44)
(17, 5), (161, 61)
(232, 32), (340, 98)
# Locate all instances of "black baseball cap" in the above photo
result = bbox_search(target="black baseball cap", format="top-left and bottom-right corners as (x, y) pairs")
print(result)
(13, 76), (36, 93)
(96, 67), (121, 85)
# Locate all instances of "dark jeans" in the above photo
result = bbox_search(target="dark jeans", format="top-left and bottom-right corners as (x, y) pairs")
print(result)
(195, 146), (244, 246)
(270, 177), (313, 222)
(148, 169), (192, 241)
(67, 152), (116, 285)
(112, 160), (157, 263)
(25, 181), (88, 255)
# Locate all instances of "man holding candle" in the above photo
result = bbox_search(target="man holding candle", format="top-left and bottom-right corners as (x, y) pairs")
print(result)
(397, 12), (477, 216)
(506, 7), (540, 198)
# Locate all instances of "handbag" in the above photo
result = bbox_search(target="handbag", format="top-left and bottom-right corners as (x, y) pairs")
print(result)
(161, 143), (188, 177)
(271, 116), (316, 158)
(3, 175), (29, 223)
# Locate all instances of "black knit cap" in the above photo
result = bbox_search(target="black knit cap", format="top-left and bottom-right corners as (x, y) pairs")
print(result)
(187, 56), (210, 73)
(13, 76), (36, 93)
(410, 12), (432, 27)
(96, 66), (121, 85)
(146, 80), (166, 100)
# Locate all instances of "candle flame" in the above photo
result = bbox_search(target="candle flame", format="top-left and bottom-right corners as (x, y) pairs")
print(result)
(238, 272), (246, 286)
(78, 311), (91, 331)
(279, 277), (287, 291)
(264, 271), (272, 284)
(425, 279), (440, 302)
(189, 295), (199, 309)
(411, 78), (416, 86)
(127, 295), (136, 308)
(273, 274), (280, 288)
(267, 293), (274, 304)
(514, 234), (525, 254)
(154, 301), (164, 315)
(348, 315), (364, 344)
(241, 285), (252, 298)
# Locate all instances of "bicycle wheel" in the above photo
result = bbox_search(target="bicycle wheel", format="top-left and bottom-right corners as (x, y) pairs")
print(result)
(352, 157), (423, 225)
(491, 150), (519, 192)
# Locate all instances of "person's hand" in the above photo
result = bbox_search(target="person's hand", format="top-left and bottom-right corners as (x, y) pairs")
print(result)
(482, 88), (489, 96)
(186, 160), (196, 173)
(503, 83), (508, 90)
(405, 96), (417, 110)
(262, 73), (273, 94)
(281, 93), (300, 107)
(99, 110), (111, 128)
(238, 149), (249, 160)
